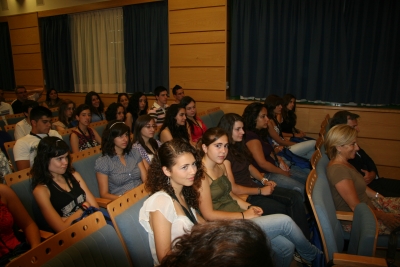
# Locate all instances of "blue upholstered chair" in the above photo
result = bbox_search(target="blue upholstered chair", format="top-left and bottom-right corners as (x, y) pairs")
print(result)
(90, 120), (108, 137)
(307, 164), (387, 266)
(200, 113), (213, 129)
(107, 183), (153, 267)
(5, 113), (24, 125)
(5, 124), (15, 141)
(207, 108), (224, 127)
(7, 212), (131, 267)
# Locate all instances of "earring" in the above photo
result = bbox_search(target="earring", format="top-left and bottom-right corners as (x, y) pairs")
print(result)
(167, 176), (170, 185)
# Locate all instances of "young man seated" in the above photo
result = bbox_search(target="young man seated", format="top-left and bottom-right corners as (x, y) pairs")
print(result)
(14, 100), (39, 140)
(13, 106), (62, 171)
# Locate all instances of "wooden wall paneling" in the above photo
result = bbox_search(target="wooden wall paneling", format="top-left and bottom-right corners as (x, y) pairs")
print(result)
(12, 44), (41, 54)
(14, 70), (43, 86)
(170, 31), (225, 45)
(169, 0), (226, 11)
(7, 13), (38, 29)
(10, 27), (40, 45)
(182, 90), (226, 102)
(170, 67), (225, 90)
(0, 17), (8, 23)
(376, 166), (400, 180)
(13, 53), (42, 70)
(169, 7), (226, 33)
(356, 138), (400, 167)
(170, 43), (225, 67)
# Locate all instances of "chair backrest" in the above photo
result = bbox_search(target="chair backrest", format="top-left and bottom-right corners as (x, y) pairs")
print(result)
(60, 128), (75, 149)
(49, 107), (58, 117)
(315, 135), (324, 150)
(5, 113), (24, 125)
(107, 183), (153, 267)
(4, 167), (30, 187)
(4, 141), (16, 171)
(90, 120), (108, 137)
(311, 149), (322, 169)
(200, 113), (213, 129)
(50, 116), (58, 123)
(4, 124), (16, 141)
(70, 146), (102, 198)
(207, 107), (224, 127)
(0, 119), (6, 131)
(7, 212), (131, 267)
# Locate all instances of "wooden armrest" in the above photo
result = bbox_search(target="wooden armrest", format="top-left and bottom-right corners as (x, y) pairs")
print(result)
(333, 253), (387, 267)
(95, 198), (112, 208)
(336, 211), (354, 221)
(238, 194), (249, 201)
(39, 230), (54, 240)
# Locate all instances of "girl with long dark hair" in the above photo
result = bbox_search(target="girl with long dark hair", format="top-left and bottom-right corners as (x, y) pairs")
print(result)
(180, 96), (207, 143)
(84, 91), (105, 122)
(159, 104), (191, 144)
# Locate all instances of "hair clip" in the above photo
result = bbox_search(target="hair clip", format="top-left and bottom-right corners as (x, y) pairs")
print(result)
(109, 121), (125, 129)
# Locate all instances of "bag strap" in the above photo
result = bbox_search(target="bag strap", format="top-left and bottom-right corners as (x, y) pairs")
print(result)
(171, 193), (198, 225)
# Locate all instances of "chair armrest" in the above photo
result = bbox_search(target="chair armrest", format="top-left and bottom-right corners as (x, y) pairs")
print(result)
(95, 198), (112, 208)
(333, 253), (387, 267)
(336, 211), (354, 221)
(39, 230), (54, 240)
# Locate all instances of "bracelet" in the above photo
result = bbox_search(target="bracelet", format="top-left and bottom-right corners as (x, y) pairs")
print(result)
(375, 192), (379, 198)
(240, 212), (244, 219)
(257, 187), (261, 195)
(261, 178), (268, 185)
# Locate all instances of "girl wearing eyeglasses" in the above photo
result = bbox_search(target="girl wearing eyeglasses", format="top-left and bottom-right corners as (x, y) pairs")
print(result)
(133, 115), (161, 167)
(95, 120), (147, 200)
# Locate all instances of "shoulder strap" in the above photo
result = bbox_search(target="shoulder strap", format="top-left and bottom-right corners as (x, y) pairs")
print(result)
(170, 193), (197, 225)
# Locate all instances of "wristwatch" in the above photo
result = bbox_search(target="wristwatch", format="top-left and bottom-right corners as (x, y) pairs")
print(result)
(261, 178), (268, 185)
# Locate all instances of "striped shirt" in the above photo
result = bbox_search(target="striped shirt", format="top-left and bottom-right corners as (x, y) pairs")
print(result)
(148, 102), (168, 125)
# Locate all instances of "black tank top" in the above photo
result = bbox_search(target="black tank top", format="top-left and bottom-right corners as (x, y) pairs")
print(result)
(48, 178), (86, 218)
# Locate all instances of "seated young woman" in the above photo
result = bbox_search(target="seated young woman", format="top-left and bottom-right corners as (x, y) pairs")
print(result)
(198, 128), (320, 267)
(126, 92), (148, 130)
(139, 139), (205, 265)
(280, 94), (311, 140)
(42, 88), (62, 109)
(159, 104), (192, 145)
(242, 102), (307, 196)
(0, 184), (41, 265)
(180, 96), (207, 143)
(325, 124), (400, 234)
(84, 91), (106, 123)
(132, 115), (161, 166)
(95, 121), (147, 200)
(70, 104), (102, 153)
(105, 102), (125, 122)
(218, 113), (310, 237)
(52, 99), (75, 132)
(265, 95), (315, 160)
(31, 137), (99, 233)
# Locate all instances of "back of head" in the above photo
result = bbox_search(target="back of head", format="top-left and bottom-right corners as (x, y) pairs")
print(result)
(30, 106), (52, 122)
(180, 96), (195, 107)
(325, 124), (358, 159)
(172, 85), (182, 95)
(242, 102), (265, 132)
(264, 94), (283, 118)
(329, 110), (360, 129)
(101, 121), (131, 156)
(31, 137), (72, 188)
(160, 220), (273, 267)
(22, 100), (39, 114)
(197, 127), (228, 157)
(154, 86), (167, 97)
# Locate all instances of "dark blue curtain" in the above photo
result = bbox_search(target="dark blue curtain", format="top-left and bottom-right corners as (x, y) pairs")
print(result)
(0, 22), (15, 91)
(39, 15), (74, 92)
(123, 1), (168, 94)
(229, 0), (400, 104)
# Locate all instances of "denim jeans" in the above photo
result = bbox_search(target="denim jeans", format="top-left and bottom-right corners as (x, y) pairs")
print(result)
(251, 214), (320, 267)
(265, 172), (305, 200)
(289, 140), (316, 160)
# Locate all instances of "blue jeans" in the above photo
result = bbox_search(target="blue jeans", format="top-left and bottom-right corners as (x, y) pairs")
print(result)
(252, 214), (320, 267)
(289, 140), (316, 160)
(265, 172), (305, 200)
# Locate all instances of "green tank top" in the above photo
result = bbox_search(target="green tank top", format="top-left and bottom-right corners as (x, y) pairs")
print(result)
(207, 173), (243, 212)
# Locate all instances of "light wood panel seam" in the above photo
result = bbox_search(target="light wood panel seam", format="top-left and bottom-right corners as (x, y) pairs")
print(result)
(169, 5), (225, 12)
(376, 164), (400, 168)
(170, 30), (225, 34)
(12, 52), (41, 55)
(12, 44), (40, 47)
(9, 26), (38, 30)
(170, 42), (225, 46)
(170, 66), (226, 68)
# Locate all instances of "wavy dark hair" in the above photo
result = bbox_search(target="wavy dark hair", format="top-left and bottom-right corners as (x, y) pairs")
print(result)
(133, 115), (160, 156)
(73, 104), (91, 119)
(117, 93), (129, 105)
(180, 96), (199, 136)
(264, 94), (283, 121)
(282, 94), (297, 132)
(105, 102), (125, 122)
(101, 120), (131, 156)
(46, 88), (61, 103)
(160, 220), (273, 267)
(197, 127), (228, 158)
(242, 102), (270, 142)
(127, 92), (148, 121)
(58, 99), (75, 127)
(30, 137), (75, 189)
(146, 139), (203, 209)
(160, 104), (190, 142)
(84, 91), (104, 116)
(217, 113), (252, 162)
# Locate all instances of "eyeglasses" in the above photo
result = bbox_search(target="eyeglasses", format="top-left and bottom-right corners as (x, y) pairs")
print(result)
(144, 125), (157, 129)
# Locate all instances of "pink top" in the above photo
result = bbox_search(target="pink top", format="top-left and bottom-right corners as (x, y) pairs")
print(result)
(190, 117), (207, 143)
(0, 201), (20, 257)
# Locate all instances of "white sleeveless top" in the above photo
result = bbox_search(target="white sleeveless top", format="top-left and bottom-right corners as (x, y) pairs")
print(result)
(139, 191), (197, 265)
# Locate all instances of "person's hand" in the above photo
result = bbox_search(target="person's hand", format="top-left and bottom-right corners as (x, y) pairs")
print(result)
(361, 169), (376, 185)
(279, 161), (290, 171)
(380, 213), (400, 231)
(266, 181), (277, 188)
(261, 185), (274, 196)
(243, 206), (262, 219)
(274, 146), (284, 153)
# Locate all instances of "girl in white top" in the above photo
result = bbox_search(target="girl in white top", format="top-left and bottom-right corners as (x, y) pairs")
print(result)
(139, 139), (205, 265)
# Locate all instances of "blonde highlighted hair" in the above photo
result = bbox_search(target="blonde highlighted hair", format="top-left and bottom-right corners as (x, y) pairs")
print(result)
(324, 124), (358, 159)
